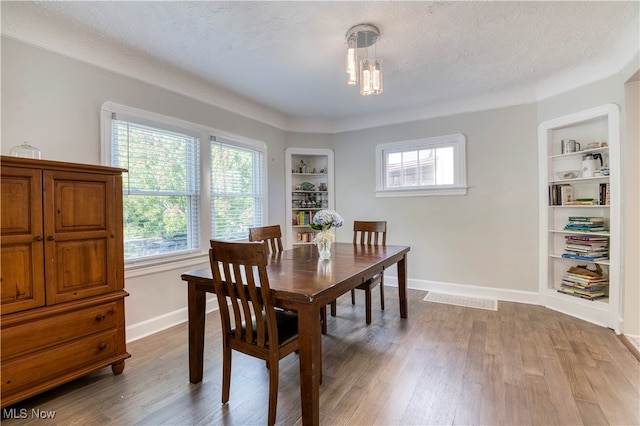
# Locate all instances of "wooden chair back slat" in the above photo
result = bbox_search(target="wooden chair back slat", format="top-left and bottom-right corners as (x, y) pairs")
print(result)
(209, 240), (274, 349)
(353, 221), (387, 246)
(249, 225), (284, 254)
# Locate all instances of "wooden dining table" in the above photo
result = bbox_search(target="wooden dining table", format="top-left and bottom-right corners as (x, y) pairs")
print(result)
(180, 242), (410, 425)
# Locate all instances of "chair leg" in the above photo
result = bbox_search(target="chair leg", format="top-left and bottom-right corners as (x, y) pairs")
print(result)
(222, 345), (232, 403)
(320, 306), (327, 335)
(267, 355), (279, 426)
(330, 300), (337, 317)
(351, 289), (356, 305)
(365, 288), (372, 325)
(380, 282), (385, 310)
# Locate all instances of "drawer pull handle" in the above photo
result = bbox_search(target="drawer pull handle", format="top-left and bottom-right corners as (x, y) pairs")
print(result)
(47, 236), (55, 241)
(96, 314), (106, 322)
(98, 342), (107, 351)
(35, 236), (43, 241)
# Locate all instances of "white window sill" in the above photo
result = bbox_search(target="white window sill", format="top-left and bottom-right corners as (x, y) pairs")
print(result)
(124, 250), (209, 279)
(376, 186), (468, 198)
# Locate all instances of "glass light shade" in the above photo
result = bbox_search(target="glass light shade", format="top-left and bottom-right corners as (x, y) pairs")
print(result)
(360, 59), (383, 96)
(9, 142), (42, 159)
(346, 38), (357, 85)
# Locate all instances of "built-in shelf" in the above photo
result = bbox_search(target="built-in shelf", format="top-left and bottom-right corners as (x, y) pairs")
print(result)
(538, 103), (621, 332)
(285, 148), (335, 248)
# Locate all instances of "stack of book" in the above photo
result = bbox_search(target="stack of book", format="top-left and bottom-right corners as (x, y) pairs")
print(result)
(558, 265), (608, 300)
(295, 211), (316, 226)
(562, 234), (609, 261)
(563, 216), (606, 233)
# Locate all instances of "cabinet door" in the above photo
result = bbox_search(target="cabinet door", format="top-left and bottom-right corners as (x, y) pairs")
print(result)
(0, 167), (45, 314)
(43, 171), (120, 304)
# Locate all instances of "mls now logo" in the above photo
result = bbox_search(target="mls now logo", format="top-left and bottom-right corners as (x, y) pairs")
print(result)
(2, 408), (28, 419)
(3, 408), (56, 419)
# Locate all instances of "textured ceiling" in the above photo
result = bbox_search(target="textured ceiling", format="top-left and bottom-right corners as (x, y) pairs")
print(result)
(2, 1), (639, 132)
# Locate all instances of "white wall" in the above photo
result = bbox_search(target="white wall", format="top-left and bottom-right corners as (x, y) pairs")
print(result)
(328, 105), (540, 302)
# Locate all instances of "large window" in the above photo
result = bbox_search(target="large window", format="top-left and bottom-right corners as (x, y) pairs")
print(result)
(111, 119), (200, 260)
(376, 133), (467, 197)
(101, 102), (266, 264)
(211, 138), (264, 241)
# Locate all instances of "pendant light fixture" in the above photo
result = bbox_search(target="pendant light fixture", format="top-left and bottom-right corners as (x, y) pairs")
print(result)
(345, 24), (383, 96)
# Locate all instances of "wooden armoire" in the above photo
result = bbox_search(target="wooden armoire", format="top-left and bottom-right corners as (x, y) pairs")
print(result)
(1, 156), (130, 407)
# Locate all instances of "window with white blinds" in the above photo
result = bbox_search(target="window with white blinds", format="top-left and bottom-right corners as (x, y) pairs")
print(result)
(101, 102), (267, 265)
(111, 119), (201, 260)
(211, 138), (264, 241)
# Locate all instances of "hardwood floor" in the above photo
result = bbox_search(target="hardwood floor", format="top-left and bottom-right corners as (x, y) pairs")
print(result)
(3, 288), (639, 425)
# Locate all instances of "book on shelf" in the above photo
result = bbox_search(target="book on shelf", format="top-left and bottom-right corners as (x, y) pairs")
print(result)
(561, 284), (608, 293)
(296, 211), (316, 226)
(564, 244), (609, 256)
(565, 248), (608, 256)
(562, 198), (597, 206)
(561, 279), (608, 291)
(599, 183), (610, 206)
(296, 231), (316, 243)
(565, 235), (608, 243)
(565, 264), (607, 279)
(560, 185), (573, 205)
(549, 184), (574, 205)
(567, 216), (605, 223)
(561, 253), (609, 261)
(563, 200), (597, 206)
(561, 273), (609, 284)
(558, 287), (607, 300)
(564, 216), (606, 232)
(565, 241), (608, 249)
(564, 224), (606, 232)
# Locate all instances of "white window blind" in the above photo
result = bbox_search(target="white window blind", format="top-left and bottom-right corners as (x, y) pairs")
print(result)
(112, 119), (200, 260)
(210, 137), (264, 241)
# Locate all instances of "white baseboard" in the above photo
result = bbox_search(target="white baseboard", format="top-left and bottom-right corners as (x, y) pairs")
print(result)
(384, 275), (540, 305)
(127, 277), (540, 342)
(126, 296), (218, 343)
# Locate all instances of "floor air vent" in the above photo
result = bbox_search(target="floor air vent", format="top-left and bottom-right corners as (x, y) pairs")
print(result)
(423, 292), (498, 311)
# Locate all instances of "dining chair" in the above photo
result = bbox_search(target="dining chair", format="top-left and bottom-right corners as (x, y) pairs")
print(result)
(331, 220), (387, 324)
(250, 224), (329, 334)
(208, 239), (299, 426)
(248, 224), (284, 254)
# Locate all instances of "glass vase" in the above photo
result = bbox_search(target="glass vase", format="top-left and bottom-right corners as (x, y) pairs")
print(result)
(317, 240), (332, 260)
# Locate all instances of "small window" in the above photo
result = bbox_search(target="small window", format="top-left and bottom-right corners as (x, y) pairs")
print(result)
(376, 133), (467, 197)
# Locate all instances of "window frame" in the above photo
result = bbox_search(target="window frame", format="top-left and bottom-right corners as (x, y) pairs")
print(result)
(100, 101), (268, 271)
(375, 133), (467, 197)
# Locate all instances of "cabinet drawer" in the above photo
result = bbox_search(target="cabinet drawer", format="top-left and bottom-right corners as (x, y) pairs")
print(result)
(1, 329), (119, 396)
(1, 301), (121, 360)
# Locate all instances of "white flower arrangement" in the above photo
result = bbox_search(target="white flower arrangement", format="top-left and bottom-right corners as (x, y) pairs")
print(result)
(313, 229), (335, 243)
